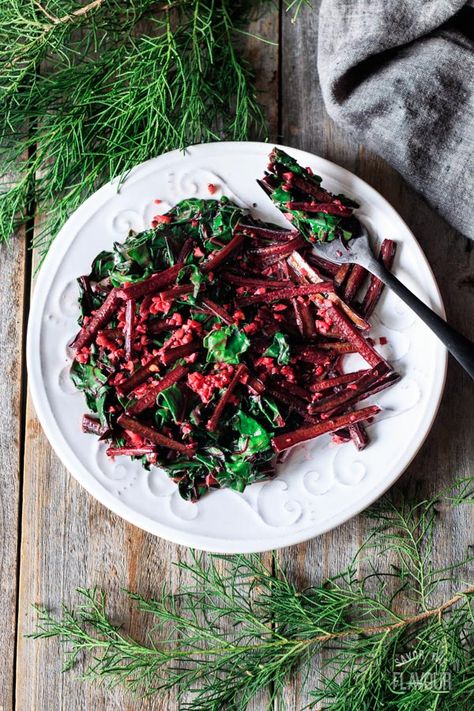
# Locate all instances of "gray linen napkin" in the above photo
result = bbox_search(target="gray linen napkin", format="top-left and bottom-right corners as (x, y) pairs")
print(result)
(318, 0), (474, 238)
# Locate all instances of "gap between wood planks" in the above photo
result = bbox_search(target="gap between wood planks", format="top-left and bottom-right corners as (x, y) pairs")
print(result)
(12, 142), (35, 711)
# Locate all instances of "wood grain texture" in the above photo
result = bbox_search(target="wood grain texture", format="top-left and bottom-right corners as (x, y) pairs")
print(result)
(7, 3), (474, 709)
(0, 234), (27, 711)
(14, 7), (279, 711)
(279, 3), (474, 708)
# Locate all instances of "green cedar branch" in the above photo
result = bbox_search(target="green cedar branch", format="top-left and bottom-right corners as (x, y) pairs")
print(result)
(0, 0), (303, 260)
(30, 478), (474, 709)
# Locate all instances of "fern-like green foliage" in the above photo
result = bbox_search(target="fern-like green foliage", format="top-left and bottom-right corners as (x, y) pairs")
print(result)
(31, 478), (474, 709)
(0, 0), (306, 258)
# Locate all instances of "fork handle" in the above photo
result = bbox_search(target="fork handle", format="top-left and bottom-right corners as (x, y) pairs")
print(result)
(368, 259), (474, 379)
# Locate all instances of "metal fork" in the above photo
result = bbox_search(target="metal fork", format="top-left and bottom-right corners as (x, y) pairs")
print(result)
(311, 222), (474, 379)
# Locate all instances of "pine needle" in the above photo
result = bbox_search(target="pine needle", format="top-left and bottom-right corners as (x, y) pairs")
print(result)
(30, 478), (474, 709)
(0, 0), (299, 261)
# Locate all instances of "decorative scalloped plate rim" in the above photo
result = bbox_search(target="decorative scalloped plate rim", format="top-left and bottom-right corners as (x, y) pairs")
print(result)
(27, 142), (447, 552)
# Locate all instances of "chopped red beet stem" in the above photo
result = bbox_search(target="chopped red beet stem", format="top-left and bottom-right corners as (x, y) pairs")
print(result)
(317, 340), (357, 354)
(159, 284), (194, 301)
(308, 364), (390, 414)
(124, 298), (135, 360)
(201, 232), (246, 273)
(348, 423), (369, 451)
(117, 414), (195, 454)
(247, 234), (305, 257)
(307, 253), (340, 277)
(177, 236), (194, 263)
(343, 264), (367, 302)
(323, 303), (385, 367)
(239, 224), (298, 241)
(310, 369), (368, 393)
(334, 264), (351, 290)
(161, 340), (200, 366)
(221, 272), (291, 289)
(265, 384), (309, 417)
(148, 319), (176, 335)
(100, 327), (123, 341)
(287, 251), (325, 284)
(207, 364), (247, 432)
(361, 240), (397, 317)
(117, 263), (183, 301)
(237, 282), (334, 307)
(117, 354), (161, 396)
(127, 364), (188, 415)
(107, 446), (157, 457)
(271, 405), (380, 453)
(81, 414), (108, 436)
(286, 201), (352, 217)
(326, 294), (370, 331)
(71, 288), (121, 350)
(199, 296), (234, 325)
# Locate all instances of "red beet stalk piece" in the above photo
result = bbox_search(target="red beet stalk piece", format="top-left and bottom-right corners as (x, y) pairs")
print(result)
(361, 240), (396, 317)
(202, 232), (245, 273)
(177, 237), (194, 263)
(343, 264), (367, 302)
(159, 284), (194, 301)
(308, 364), (389, 414)
(207, 364), (247, 432)
(124, 298), (135, 360)
(161, 340), (200, 367)
(307, 253), (340, 277)
(265, 384), (309, 417)
(323, 303), (385, 368)
(117, 414), (195, 455)
(148, 319), (176, 335)
(272, 405), (380, 453)
(348, 423), (369, 451)
(71, 288), (121, 350)
(239, 224), (298, 241)
(221, 272), (290, 289)
(107, 446), (157, 457)
(127, 364), (188, 415)
(310, 369), (368, 393)
(286, 201), (352, 217)
(334, 264), (350, 290)
(101, 327), (124, 341)
(117, 263), (183, 301)
(238, 282), (334, 307)
(117, 355), (161, 396)
(317, 340), (357, 354)
(292, 345), (333, 365)
(247, 234), (305, 257)
(81, 414), (108, 436)
(199, 296), (234, 325)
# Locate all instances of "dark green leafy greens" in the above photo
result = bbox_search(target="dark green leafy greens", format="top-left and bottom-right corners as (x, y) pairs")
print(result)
(70, 150), (395, 501)
(261, 147), (360, 243)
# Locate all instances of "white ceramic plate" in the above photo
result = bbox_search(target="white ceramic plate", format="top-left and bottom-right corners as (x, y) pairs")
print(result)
(27, 142), (447, 552)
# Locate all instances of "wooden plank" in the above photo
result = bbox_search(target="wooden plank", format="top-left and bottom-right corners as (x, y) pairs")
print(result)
(15, 6), (280, 711)
(279, 4), (474, 708)
(0, 232), (27, 711)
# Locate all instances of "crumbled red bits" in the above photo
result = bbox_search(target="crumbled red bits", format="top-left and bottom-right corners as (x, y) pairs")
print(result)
(152, 214), (172, 227)
(187, 364), (235, 404)
(75, 347), (90, 363)
(208, 183), (217, 195)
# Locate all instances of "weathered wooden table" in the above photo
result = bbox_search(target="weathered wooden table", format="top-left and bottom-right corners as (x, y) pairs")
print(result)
(1, 6), (473, 710)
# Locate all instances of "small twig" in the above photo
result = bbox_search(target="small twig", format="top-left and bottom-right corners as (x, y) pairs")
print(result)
(308, 584), (474, 644)
(45, 0), (104, 26)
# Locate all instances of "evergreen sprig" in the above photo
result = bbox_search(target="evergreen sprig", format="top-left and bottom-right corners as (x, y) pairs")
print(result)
(31, 478), (474, 710)
(0, 0), (304, 259)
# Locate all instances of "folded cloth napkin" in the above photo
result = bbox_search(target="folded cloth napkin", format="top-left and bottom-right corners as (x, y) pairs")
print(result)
(318, 0), (474, 239)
